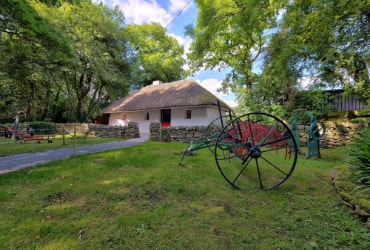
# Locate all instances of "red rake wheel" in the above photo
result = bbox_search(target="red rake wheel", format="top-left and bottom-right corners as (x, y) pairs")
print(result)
(214, 113), (298, 191)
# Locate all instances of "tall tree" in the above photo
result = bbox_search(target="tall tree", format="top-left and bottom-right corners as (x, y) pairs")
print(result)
(0, 0), (133, 123)
(187, 0), (369, 114)
(263, 0), (369, 106)
(125, 23), (185, 88)
(37, 1), (131, 122)
(186, 0), (286, 97)
(0, 0), (71, 122)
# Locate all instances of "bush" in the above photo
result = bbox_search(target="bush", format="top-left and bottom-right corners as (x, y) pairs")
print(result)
(27, 122), (57, 135)
(348, 128), (370, 191)
(291, 90), (334, 119)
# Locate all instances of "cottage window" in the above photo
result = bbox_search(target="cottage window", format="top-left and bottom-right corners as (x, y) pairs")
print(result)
(146, 112), (150, 120)
(123, 114), (126, 120)
(186, 110), (192, 119)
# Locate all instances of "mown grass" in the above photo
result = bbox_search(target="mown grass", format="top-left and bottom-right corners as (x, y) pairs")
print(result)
(0, 133), (121, 157)
(0, 142), (369, 249)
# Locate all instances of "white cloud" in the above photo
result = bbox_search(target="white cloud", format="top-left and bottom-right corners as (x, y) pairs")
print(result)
(196, 78), (237, 108)
(110, 0), (171, 25)
(96, 0), (193, 27)
(168, 0), (189, 13)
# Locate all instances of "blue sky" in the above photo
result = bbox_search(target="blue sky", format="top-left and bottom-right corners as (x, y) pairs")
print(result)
(93, 0), (237, 107)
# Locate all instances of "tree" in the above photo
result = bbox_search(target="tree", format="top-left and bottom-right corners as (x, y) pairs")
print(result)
(187, 0), (369, 115)
(36, 1), (131, 122)
(186, 0), (286, 98)
(0, 0), (72, 122)
(0, 0), (135, 123)
(263, 0), (369, 105)
(125, 23), (185, 88)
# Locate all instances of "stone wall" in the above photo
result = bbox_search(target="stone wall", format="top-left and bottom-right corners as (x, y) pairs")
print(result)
(88, 122), (140, 139)
(296, 121), (369, 148)
(150, 122), (209, 143)
(58, 123), (89, 134)
(150, 120), (369, 148)
(323, 121), (368, 148)
(149, 122), (161, 141)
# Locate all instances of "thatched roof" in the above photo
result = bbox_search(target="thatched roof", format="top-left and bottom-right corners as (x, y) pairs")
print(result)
(102, 79), (231, 113)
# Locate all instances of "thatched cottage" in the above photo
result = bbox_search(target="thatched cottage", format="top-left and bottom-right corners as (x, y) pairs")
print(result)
(101, 79), (231, 134)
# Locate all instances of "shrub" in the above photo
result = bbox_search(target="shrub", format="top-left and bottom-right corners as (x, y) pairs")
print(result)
(348, 128), (370, 191)
(27, 122), (57, 135)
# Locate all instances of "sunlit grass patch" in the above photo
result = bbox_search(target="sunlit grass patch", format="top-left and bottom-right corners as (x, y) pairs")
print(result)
(0, 142), (369, 249)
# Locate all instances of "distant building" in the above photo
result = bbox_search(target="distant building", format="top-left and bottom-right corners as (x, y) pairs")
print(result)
(102, 79), (232, 133)
(326, 89), (367, 112)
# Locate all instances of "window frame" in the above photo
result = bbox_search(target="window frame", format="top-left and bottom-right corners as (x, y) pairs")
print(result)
(186, 110), (192, 119)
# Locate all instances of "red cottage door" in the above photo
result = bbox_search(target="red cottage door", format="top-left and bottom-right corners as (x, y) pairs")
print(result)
(161, 109), (171, 127)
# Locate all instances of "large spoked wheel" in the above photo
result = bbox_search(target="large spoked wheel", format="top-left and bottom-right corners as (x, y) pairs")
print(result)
(214, 112), (298, 191)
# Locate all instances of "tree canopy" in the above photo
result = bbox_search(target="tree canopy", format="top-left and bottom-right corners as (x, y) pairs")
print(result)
(186, 0), (285, 92)
(125, 23), (185, 89)
(1, 0), (368, 123)
(0, 0), (72, 122)
(187, 0), (369, 115)
(0, 0), (185, 123)
(37, 0), (132, 122)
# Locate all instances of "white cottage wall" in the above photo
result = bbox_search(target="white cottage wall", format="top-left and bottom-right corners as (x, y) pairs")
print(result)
(109, 111), (160, 133)
(171, 106), (229, 127)
(206, 107), (226, 123)
(130, 111), (161, 134)
(108, 106), (230, 134)
(108, 113), (127, 126)
(171, 107), (209, 126)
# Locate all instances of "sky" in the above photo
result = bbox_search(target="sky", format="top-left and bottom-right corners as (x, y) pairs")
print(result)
(93, 0), (237, 107)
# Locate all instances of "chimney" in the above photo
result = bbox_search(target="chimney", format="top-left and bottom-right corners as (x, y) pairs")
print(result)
(152, 80), (163, 85)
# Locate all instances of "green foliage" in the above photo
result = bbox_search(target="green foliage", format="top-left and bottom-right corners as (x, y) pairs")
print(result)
(0, 1), (186, 123)
(0, 0), (137, 122)
(357, 108), (370, 117)
(264, 0), (369, 103)
(125, 23), (185, 88)
(187, 0), (285, 92)
(189, 0), (369, 114)
(39, 1), (131, 121)
(0, 0), (71, 54)
(291, 90), (334, 119)
(348, 128), (370, 191)
(236, 87), (333, 120)
(27, 122), (57, 135)
(0, 0), (72, 122)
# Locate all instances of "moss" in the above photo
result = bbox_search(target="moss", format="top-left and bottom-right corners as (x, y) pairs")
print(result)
(332, 166), (370, 217)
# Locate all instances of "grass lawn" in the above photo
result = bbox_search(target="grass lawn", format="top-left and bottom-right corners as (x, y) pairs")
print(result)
(0, 133), (122, 157)
(0, 141), (369, 249)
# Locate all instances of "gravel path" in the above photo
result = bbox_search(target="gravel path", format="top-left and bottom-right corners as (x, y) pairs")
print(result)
(0, 135), (149, 174)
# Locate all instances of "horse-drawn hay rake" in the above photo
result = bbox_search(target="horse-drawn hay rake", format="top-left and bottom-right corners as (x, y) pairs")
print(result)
(179, 103), (298, 191)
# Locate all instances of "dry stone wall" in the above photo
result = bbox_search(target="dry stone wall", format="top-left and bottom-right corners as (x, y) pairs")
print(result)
(149, 122), (161, 141)
(150, 121), (369, 148)
(150, 122), (209, 143)
(88, 122), (140, 139)
(296, 121), (369, 148)
(60, 123), (89, 134)
(324, 121), (368, 148)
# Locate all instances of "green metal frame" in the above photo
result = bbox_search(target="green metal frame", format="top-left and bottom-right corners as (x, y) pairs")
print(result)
(290, 110), (326, 158)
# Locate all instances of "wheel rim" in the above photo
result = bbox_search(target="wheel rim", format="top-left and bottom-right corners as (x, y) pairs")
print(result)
(205, 115), (234, 153)
(214, 112), (298, 191)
